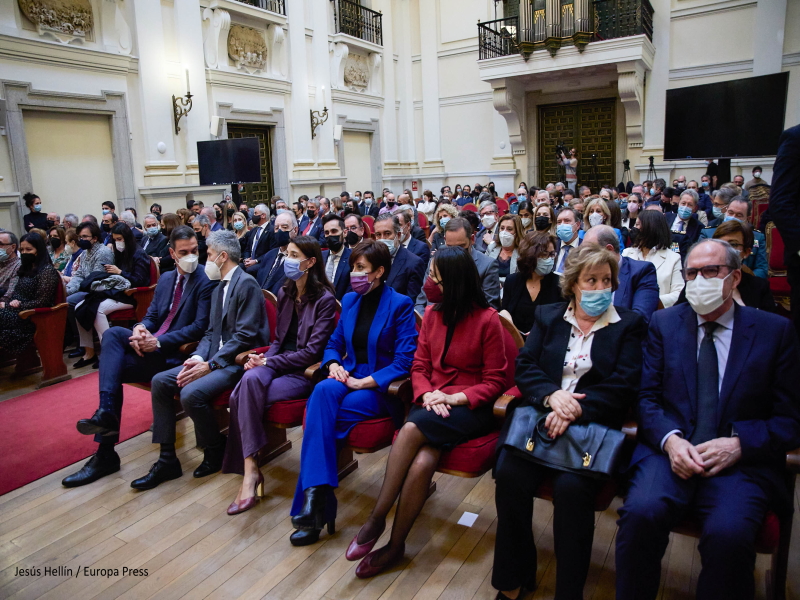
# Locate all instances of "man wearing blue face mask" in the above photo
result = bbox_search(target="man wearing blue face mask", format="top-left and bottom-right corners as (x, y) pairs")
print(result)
(141, 213), (169, 260)
(665, 190), (703, 259)
(700, 197), (767, 279)
(373, 213), (424, 300)
(554, 208), (582, 275)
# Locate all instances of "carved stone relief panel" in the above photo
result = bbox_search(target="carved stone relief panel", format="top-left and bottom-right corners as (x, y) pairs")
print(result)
(227, 24), (267, 74)
(18, 0), (93, 44)
(343, 54), (369, 91)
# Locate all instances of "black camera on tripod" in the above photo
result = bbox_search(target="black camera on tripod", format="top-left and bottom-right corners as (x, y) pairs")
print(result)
(555, 143), (568, 159)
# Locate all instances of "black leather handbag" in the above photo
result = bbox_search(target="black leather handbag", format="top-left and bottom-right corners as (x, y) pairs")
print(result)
(503, 405), (626, 479)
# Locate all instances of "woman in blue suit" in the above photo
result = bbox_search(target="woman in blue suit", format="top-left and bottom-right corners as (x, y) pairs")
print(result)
(290, 239), (418, 546)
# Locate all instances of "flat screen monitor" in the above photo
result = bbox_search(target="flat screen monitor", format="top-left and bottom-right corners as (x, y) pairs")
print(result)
(663, 72), (789, 160)
(197, 137), (261, 186)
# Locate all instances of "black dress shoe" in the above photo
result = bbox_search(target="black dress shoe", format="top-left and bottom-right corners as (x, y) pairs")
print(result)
(73, 356), (98, 369)
(62, 450), (120, 488)
(130, 460), (182, 490)
(290, 528), (321, 547)
(76, 409), (120, 437)
(193, 437), (227, 478)
(68, 348), (85, 358)
(291, 485), (335, 532)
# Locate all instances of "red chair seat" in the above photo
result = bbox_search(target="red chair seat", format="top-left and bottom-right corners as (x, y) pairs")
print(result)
(110, 308), (137, 321)
(213, 389), (232, 408)
(437, 431), (500, 477)
(265, 397), (307, 426)
(770, 276), (791, 295)
(347, 417), (396, 452)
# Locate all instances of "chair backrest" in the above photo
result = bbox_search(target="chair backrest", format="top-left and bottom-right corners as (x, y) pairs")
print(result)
(766, 222), (786, 272)
(496, 198), (509, 215)
(417, 212), (428, 229)
(362, 215), (374, 236)
(148, 256), (160, 285)
(55, 278), (67, 305)
(498, 312), (524, 390)
(414, 309), (423, 332)
(262, 289), (278, 337)
(463, 203), (478, 212)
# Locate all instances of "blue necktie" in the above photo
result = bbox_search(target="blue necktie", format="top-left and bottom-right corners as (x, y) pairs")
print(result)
(557, 244), (572, 273)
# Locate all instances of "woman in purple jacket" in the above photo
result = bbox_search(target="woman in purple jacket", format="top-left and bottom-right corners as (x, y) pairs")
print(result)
(222, 235), (338, 515)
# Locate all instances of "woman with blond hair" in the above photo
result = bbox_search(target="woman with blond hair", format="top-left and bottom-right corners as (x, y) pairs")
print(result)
(582, 198), (624, 248)
(533, 203), (557, 235)
(485, 214), (524, 283)
(428, 203), (459, 251)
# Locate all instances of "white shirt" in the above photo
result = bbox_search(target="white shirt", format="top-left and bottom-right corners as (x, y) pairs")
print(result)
(326, 246), (345, 280)
(559, 303), (621, 393)
(671, 215), (689, 233)
(555, 235), (580, 274)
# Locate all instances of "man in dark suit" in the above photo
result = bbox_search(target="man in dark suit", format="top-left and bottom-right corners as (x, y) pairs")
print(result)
(140, 213), (169, 260)
(554, 207), (582, 275)
(769, 123), (800, 335)
(298, 198), (324, 242)
(396, 207), (430, 264)
(358, 191), (379, 218)
(63, 226), (215, 488)
(616, 239), (800, 600)
(256, 210), (298, 295)
(583, 225), (659, 323)
(131, 231), (271, 490)
(202, 207), (223, 232)
(242, 203), (275, 275)
(664, 189), (703, 259)
(374, 213), (425, 301)
(321, 214), (352, 299)
(474, 200), (500, 254)
(344, 213), (367, 248)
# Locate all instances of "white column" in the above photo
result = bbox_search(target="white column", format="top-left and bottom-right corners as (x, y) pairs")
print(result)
(174, 0), (210, 171)
(642, 0), (670, 153)
(131, 0), (178, 177)
(374, 0), (398, 172)
(418, 0), (444, 173)
(394, 0), (416, 172)
(753, 0), (786, 76)
(311, 0), (336, 174)
(286, 0), (314, 175)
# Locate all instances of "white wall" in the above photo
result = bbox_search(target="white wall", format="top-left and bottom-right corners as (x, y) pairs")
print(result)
(342, 130), (373, 192)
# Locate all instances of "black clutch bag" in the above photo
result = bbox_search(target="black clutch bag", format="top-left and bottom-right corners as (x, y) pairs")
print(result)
(503, 405), (626, 479)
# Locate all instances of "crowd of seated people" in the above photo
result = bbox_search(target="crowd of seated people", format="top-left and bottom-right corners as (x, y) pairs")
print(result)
(1, 171), (798, 600)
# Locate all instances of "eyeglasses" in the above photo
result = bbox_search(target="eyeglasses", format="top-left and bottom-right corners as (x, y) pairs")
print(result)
(538, 251), (557, 259)
(683, 264), (732, 281)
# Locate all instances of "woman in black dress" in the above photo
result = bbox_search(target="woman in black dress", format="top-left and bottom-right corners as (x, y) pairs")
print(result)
(347, 246), (510, 578)
(501, 231), (563, 335)
(0, 232), (60, 354)
(22, 192), (48, 232)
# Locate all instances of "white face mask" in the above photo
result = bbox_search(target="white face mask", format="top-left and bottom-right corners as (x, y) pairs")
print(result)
(115, 241), (126, 252)
(685, 271), (732, 315)
(521, 217), (532, 228)
(481, 215), (496, 229)
(588, 213), (604, 227)
(178, 253), (198, 274)
(499, 231), (515, 248)
(205, 253), (224, 281)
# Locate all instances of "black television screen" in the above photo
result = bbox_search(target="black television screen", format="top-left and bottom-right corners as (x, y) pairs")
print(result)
(197, 138), (261, 185)
(663, 72), (789, 160)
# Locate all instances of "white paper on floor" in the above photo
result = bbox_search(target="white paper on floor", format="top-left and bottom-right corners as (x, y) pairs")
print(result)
(457, 511), (479, 527)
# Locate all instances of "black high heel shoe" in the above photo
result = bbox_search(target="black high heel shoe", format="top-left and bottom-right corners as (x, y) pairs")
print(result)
(291, 485), (336, 534)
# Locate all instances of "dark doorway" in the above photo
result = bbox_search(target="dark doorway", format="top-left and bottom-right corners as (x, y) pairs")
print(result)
(227, 124), (274, 206)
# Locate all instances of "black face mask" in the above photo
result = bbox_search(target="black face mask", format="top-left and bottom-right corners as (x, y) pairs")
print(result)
(251, 214), (262, 225)
(77, 239), (92, 250)
(101, 223), (111, 233)
(307, 209), (316, 220)
(20, 253), (36, 268)
(195, 232), (205, 243)
(345, 230), (361, 247)
(227, 208), (235, 218)
(47, 220), (55, 228)
(50, 237), (62, 250)
(215, 211), (222, 221)
(326, 234), (344, 253)
(534, 216), (550, 231)
(274, 229), (290, 247)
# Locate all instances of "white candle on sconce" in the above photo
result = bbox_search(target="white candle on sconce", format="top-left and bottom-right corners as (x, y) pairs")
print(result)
(185, 68), (191, 94)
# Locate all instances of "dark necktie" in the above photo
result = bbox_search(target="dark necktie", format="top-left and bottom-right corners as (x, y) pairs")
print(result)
(691, 321), (720, 444)
(268, 253), (284, 281)
(154, 275), (184, 337)
(557, 244), (572, 273)
(252, 227), (262, 253)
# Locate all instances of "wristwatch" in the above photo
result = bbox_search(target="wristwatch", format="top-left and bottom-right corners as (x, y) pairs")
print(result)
(208, 359), (223, 371)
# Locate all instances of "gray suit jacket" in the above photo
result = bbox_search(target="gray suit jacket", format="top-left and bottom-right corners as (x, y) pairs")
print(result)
(195, 267), (270, 367)
(415, 245), (501, 312)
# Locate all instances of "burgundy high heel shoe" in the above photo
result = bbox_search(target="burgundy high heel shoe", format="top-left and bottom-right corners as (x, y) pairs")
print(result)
(227, 471), (265, 515)
(346, 523), (386, 561)
(354, 544), (405, 579)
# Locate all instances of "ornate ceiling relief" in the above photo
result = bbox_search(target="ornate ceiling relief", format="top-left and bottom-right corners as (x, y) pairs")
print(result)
(343, 54), (369, 91)
(227, 24), (267, 74)
(18, 0), (94, 44)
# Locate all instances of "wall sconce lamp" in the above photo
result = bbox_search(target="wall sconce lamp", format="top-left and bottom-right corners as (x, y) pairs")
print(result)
(310, 106), (329, 139)
(173, 69), (194, 135)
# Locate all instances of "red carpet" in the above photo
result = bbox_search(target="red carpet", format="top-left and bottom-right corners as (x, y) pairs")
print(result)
(0, 374), (153, 496)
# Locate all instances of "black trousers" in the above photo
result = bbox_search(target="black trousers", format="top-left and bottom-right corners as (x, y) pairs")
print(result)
(492, 448), (602, 600)
(787, 254), (800, 339)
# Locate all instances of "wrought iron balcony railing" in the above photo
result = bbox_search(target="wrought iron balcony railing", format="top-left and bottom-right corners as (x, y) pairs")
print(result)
(332, 0), (383, 46)
(478, 0), (653, 61)
(232, 0), (286, 15)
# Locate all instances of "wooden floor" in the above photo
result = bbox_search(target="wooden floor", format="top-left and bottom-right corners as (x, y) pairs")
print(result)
(0, 409), (798, 600)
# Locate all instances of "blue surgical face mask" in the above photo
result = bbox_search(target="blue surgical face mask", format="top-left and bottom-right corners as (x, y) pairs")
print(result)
(713, 207), (725, 219)
(283, 257), (307, 281)
(0, 249), (7, 263)
(146, 226), (160, 237)
(724, 215), (742, 223)
(557, 224), (575, 243)
(33, 204), (42, 212)
(233, 220), (245, 231)
(579, 287), (613, 317)
(649, 188), (655, 196)
(535, 257), (554, 276)
(677, 205), (693, 220)
(102, 209), (110, 215)
(439, 216), (450, 228)
(620, 201), (628, 211)
(702, 181), (709, 188)
(380, 238), (397, 255)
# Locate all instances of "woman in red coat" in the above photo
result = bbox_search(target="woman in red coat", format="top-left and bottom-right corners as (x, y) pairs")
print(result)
(345, 246), (509, 578)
